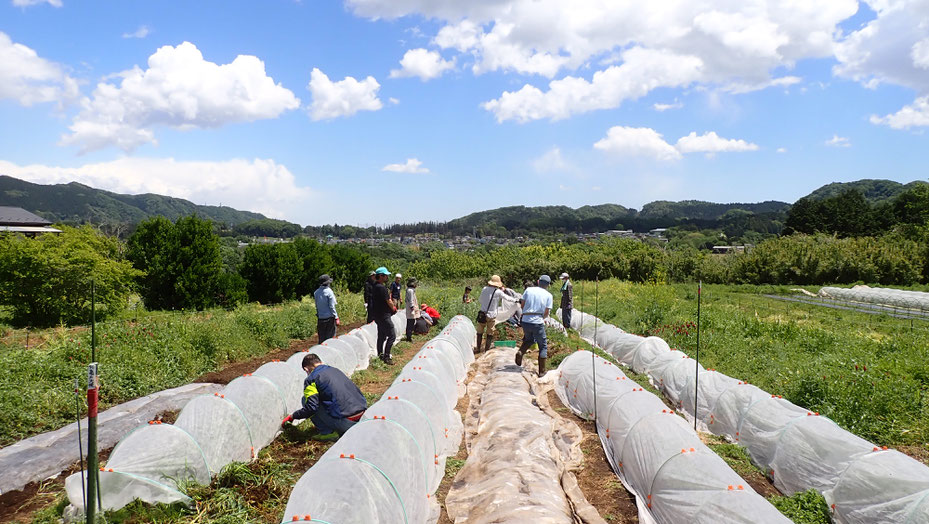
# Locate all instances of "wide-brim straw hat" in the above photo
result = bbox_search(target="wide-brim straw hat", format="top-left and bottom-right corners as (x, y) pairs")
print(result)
(487, 275), (504, 288)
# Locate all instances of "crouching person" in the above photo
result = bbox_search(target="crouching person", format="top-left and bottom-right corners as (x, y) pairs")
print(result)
(281, 353), (367, 441)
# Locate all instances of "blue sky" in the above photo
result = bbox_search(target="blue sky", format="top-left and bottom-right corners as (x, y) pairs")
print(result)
(1, 0), (928, 226)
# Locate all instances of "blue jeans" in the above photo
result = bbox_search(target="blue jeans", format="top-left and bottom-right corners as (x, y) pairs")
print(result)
(521, 322), (548, 358)
(311, 409), (358, 435)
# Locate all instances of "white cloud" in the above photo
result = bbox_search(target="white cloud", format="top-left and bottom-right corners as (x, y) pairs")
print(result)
(532, 146), (570, 172)
(382, 158), (430, 173)
(483, 47), (703, 122)
(834, 1), (929, 92)
(12, 0), (61, 6)
(675, 131), (759, 154)
(0, 31), (79, 106)
(777, 147), (788, 153)
(350, 0), (858, 119)
(870, 95), (929, 129)
(0, 157), (313, 222)
(913, 38), (929, 70)
(594, 127), (759, 160)
(388, 97), (400, 104)
(653, 100), (683, 112)
(122, 25), (150, 39)
(389, 48), (455, 81)
(61, 42), (299, 153)
(307, 67), (383, 120)
(593, 126), (682, 161)
(825, 134), (851, 147)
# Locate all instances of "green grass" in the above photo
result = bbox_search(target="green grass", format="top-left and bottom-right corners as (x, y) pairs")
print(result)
(768, 489), (832, 524)
(445, 458), (466, 479)
(0, 293), (367, 446)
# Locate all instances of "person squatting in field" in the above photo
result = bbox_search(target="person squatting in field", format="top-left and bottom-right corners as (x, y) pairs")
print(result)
(371, 266), (398, 363)
(281, 353), (367, 441)
(516, 275), (554, 376)
(314, 274), (339, 343)
(476, 274), (518, 353)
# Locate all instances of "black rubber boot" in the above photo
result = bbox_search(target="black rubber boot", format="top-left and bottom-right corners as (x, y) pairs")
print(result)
(476, 334), (483, 353)
(483, 334), (494, 353)
(515, 340), (531, 367)
(538, 357), (547, 377)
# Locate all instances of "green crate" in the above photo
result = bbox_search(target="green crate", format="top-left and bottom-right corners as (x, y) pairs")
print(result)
(494, 340), (516, 347)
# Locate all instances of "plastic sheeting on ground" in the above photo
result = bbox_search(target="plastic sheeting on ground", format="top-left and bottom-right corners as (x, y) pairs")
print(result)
(0, 382), (222, 496)
(445, 346), (605, 524)
(64, 323), (381, 513)
(280, 315), (476, 524)
(819, 285), (929, 312)
(556, 351), (790, 524)
(560, 308), (929, 524)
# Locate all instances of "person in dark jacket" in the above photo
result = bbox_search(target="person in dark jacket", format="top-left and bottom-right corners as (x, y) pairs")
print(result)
(371, 266), (398, 363)
(363, 271), (376, 323)
(560, 272), (573, 330)
(281, 353), (367, 440)
(390, 273), (403, 308)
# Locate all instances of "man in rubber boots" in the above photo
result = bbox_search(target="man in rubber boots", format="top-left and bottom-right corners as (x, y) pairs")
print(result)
(363, 270), (376, 323)
(314, 274), (339, 343)
(516, 275), (554, 376)
(282, 353), (366, 441)
(476, 275), (514, 353)
(371, 266), (398, 363)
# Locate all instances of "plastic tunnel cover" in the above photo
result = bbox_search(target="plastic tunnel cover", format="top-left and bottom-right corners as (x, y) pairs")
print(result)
(282, 456), (405, 524)
(65, 423), (210, 510)
(310, 344), (353, 376)
(328, 418), (429, 521)
(620, 412), (704, 497)
(414, 342), (464, 384)
(322, 338), (360, 371)
(174, 394), (254, 475)
(824, 450), (929, 524)
(223, 375), (288, 449)
(737, 397), (809, 470)
(424, 336), (468, 377)
(398, 365), (457, 408)
(339, 334), (372, 370)
(362, 397), (443, 493)
(254, 361), (306, 414)
(382, 380), (462, 455)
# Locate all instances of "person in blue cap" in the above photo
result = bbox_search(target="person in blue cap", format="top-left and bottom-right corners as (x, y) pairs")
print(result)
(370, 266), (398, 363)
(516, 274), (554, 376)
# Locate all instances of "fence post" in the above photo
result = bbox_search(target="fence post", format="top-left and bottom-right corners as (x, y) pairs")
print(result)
(694, 281), (702, 431)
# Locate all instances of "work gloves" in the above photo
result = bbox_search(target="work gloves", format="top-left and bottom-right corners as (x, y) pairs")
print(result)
(281, 414), (294, 428)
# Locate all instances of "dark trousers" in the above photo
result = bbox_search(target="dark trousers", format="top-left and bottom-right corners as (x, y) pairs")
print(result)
(317, 317), (336, 343)
(311, 409), (357, 436)
(375, 317), (396, 358)
(405, 318), (415, 341)
(562, 307), (572, 330)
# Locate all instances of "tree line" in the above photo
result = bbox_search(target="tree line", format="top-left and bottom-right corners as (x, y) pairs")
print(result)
(0, 216), (371, 328)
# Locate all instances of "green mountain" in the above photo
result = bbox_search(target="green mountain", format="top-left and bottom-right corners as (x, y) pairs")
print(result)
(638, 200), (790, 220)
(446, 203), (630, 233)
(804, 179), (929, 204)
(0, 175), (266, 228)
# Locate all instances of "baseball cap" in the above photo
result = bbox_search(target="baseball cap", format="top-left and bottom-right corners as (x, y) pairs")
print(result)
(539, 275), (552, 285)
(560, 272), (569, 279)
(375, 266), (391, 275)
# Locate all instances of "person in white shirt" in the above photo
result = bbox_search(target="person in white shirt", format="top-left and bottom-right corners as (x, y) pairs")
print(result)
(404, 278), (420, 342)
(476, 274), (516, 353)
(516, 275), (554, 376)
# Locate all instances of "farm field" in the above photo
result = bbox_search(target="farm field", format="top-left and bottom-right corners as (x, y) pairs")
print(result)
(566, 280), (929, 451)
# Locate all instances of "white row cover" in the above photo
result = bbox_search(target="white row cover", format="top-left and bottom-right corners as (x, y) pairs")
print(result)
(64, 316), (390, 513)
(560, 308), (929, 524)
(819, 285), (929, 312)
(280, 315), (476, 524)
(556, 351), (790, 524)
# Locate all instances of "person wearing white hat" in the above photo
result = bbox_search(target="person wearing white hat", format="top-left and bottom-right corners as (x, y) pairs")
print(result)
(390, 273), (403, 309)
(560, 272), (573, 330)
(475, 274), (516, 353)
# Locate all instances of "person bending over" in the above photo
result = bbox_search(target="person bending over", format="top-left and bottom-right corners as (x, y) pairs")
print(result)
(281, 353), (367, 441)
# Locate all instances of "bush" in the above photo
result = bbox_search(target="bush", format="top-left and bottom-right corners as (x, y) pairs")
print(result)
(0, 226), (139, 327)
(239, 243), (302, 304)
(127, 215), (224, 310)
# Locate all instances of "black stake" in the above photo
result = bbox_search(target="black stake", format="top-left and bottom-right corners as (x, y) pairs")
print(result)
(694, 281), (702, 431)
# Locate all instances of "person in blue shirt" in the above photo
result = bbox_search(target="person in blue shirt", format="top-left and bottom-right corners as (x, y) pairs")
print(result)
(314, 274), (339, 343)
(516, 274), (554, 376)
(281, 353), (367, 441)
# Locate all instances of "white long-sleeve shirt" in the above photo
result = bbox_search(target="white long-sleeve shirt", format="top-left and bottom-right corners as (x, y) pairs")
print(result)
(478, 285), (516, 319)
